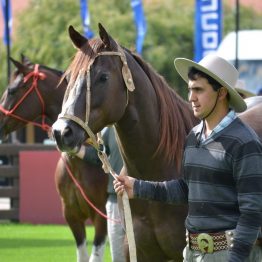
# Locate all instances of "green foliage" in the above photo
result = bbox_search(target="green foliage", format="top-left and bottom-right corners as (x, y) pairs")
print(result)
(1, 0), (262, 99)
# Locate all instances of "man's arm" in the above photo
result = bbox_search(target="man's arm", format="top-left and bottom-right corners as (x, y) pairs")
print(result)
(114, 174), (188, 205)
(76, 144), (102, 167)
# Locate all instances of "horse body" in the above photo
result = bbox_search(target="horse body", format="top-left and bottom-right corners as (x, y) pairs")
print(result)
(239, 102), (262, 138)
(0, 57), (108, 262)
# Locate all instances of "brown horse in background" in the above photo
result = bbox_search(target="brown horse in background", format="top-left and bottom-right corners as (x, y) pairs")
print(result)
(236, 96), (262, 138)
(52, 24), (262, 261)
(0, 55), (108, 262)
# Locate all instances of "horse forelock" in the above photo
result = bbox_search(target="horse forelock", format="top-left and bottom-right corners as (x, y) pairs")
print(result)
(63, 38), (105, 90)
(131, 53), (196, 171)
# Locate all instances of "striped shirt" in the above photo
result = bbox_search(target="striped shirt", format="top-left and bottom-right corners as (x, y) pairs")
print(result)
(133, 116), (262, 261)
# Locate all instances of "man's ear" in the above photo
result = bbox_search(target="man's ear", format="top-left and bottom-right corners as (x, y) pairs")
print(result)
(219, 87), (229, 99)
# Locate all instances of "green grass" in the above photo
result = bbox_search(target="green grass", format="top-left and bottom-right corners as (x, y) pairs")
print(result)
(0, 223), (111, 262)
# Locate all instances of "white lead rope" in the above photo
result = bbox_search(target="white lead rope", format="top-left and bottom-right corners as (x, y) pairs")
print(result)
(95, 132), (137, 262)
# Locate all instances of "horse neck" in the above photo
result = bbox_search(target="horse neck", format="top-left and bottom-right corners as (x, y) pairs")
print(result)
(113, 53), (198, 180)
(115, 71), (177, 180)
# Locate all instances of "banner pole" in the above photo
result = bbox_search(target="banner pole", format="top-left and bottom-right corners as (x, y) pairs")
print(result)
(235, 0), (239, 70)
(4, 0), (11, 81)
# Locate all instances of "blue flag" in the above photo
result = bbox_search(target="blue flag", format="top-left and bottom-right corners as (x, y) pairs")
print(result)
(194, 0), (222, 62)
(131, 0), (147, 55)
(79, 0), (94, 39)
(1, 0), (12, 45)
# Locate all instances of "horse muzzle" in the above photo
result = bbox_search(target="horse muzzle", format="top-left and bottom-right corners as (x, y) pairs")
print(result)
(52, 119), (83, 153)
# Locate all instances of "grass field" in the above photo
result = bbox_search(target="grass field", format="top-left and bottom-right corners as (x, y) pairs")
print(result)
(0, 223), (112, 262)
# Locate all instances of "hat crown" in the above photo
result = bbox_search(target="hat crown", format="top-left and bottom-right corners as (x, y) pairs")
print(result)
(199, 55), (239, 88)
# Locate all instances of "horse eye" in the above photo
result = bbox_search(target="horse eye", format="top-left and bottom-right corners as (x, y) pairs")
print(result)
(99, 73), (109, 82)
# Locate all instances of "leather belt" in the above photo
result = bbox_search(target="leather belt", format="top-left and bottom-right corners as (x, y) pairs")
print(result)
(188, 231), (233, 254)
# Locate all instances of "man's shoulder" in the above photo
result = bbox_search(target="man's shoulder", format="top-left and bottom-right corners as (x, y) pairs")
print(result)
(217, 117), (261, 149)
(230, 117), (260, 140)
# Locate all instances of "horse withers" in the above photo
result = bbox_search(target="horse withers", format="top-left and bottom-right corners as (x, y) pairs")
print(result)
(0, 55), (109, 262)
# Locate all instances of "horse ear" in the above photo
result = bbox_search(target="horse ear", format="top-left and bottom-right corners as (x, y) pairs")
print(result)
(10, 57), (30, 74)
(21, 54), (33, 66)
(68, 25), (88, 49)
(98, 23), (118, 50)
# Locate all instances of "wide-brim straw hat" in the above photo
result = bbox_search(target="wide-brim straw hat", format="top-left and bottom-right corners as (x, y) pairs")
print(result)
(174, 54), (247, 112)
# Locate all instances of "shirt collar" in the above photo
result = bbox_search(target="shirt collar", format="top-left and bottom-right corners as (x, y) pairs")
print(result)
(194, 110), (237, 141)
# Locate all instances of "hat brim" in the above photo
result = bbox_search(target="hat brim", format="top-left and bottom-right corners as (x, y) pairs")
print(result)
(235, 87), (256, 98)
(174, 58), (247, 112)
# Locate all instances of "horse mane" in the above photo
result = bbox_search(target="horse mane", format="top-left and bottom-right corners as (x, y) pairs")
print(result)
(39, 65), (64, 77)
(130, 52), (197, 170)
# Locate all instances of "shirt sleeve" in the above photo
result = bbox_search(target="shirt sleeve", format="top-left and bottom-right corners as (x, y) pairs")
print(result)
(229, 140), (262, 262)
(133, 178), (188, 204)
(82, 146), (102, 167)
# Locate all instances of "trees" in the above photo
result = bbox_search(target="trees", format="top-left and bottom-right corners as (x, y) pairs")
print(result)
(1, 0), (262, 98)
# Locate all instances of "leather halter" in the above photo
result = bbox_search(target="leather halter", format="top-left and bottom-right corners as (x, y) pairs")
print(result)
(58, 46), (135, 150)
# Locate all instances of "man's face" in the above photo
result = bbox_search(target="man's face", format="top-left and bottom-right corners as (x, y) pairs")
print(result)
(188, 76), (218, 119)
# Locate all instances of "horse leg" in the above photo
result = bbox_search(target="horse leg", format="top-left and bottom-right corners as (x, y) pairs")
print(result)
(89, 212), (108, 262)
(63, 207), (89, 262)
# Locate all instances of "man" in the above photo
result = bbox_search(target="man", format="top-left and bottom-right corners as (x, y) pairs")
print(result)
(76, 126), (126, 262)
(114, 55), (262, 262)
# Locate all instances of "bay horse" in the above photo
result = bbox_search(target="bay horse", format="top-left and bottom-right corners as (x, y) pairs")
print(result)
(0, 55), (108, 262)
(52, 24), (198, 261)
(52, 24), (262, 261)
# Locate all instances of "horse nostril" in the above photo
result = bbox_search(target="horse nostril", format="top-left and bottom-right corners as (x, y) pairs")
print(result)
(52, 129), (61, 141)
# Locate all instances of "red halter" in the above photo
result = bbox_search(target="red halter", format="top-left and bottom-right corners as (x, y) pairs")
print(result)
(0, 64), (50, 131)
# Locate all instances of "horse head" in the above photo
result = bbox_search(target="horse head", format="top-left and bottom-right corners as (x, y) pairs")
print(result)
(0, 56), (66, 140)
(52, 24), (133, 153)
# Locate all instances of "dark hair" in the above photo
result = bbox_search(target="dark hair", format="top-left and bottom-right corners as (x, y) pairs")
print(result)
(188, 67), (222, 91)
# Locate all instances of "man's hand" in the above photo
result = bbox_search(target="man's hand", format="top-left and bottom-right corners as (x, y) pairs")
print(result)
(113, 174), (135, 199)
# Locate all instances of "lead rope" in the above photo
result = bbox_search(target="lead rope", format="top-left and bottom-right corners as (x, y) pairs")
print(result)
(92, 132), (137, 262)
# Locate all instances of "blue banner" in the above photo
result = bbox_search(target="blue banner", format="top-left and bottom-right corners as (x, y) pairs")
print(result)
(1, 0), (12, 45)
(79, 0), (94, 39)
(194, 0), (222, 62)
(131, 0), (147, 55)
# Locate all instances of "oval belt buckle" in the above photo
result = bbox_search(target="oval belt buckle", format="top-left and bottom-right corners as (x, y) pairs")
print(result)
(197, 233), (214, 253)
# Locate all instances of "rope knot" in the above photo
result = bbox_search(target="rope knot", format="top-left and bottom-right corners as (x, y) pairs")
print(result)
(23, 64), (47, 83)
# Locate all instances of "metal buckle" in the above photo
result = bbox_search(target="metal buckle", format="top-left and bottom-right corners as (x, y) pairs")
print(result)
(197, 233), (214, 253)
